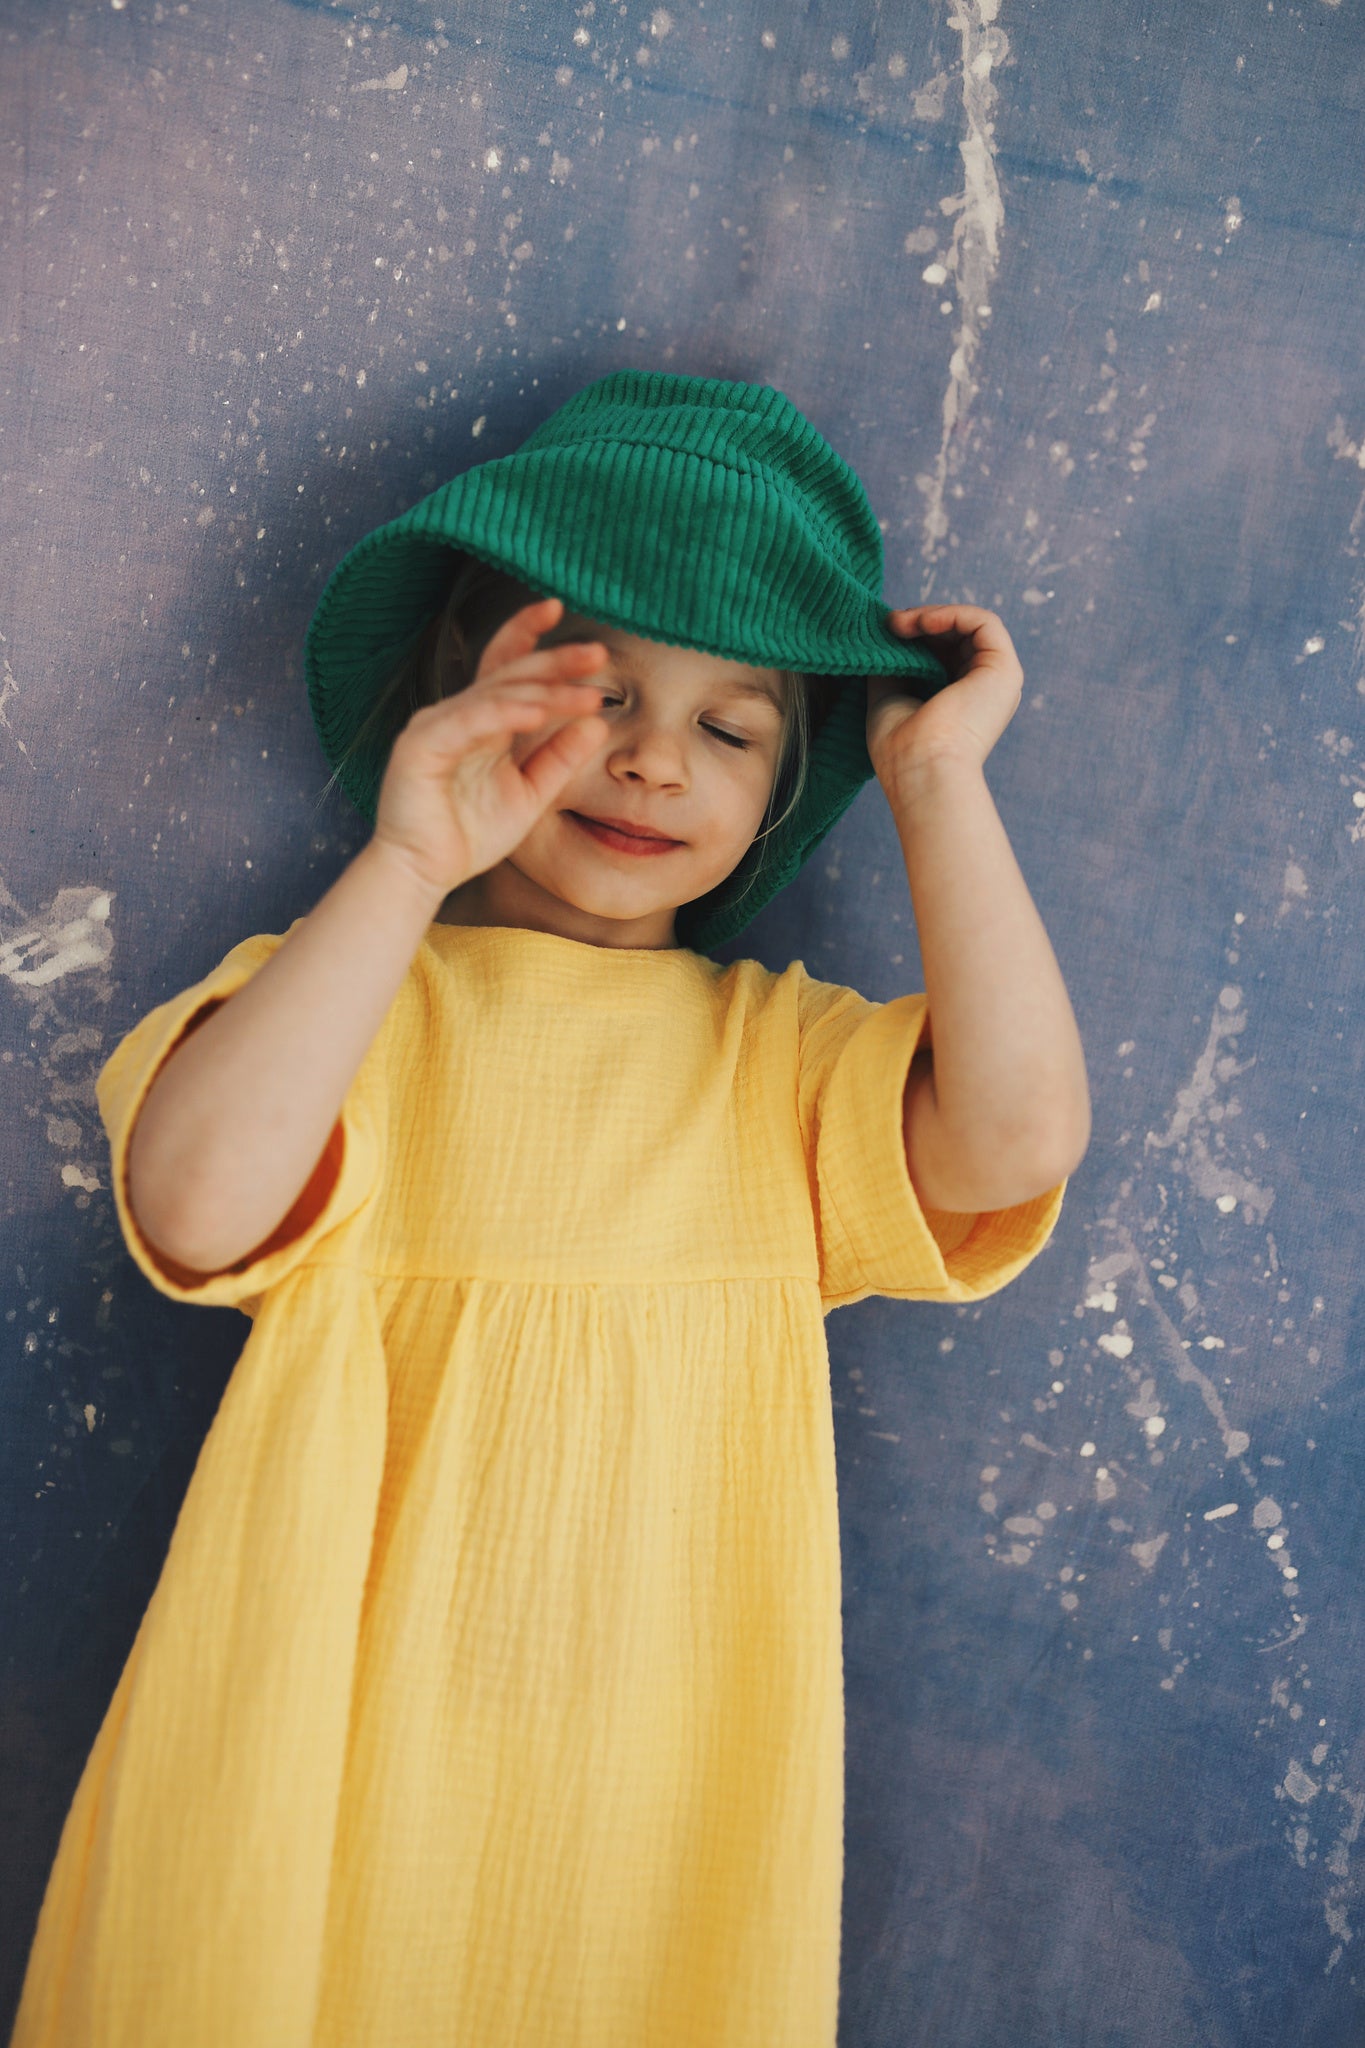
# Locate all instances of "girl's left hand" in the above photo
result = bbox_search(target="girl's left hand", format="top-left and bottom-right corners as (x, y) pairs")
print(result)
(866, 603), (1024, 788)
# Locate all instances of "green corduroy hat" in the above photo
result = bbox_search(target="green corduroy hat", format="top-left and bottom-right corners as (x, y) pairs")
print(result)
(305, 367), (948, 955)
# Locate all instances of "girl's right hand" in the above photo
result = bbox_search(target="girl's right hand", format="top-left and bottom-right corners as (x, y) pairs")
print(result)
(370, 596), (610, 901)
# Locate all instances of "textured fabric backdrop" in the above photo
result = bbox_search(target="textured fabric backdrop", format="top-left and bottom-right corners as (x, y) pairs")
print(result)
(2, 1), (1363, 2042)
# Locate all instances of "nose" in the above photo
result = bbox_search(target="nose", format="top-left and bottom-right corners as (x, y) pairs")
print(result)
(603, 712), (690, 783)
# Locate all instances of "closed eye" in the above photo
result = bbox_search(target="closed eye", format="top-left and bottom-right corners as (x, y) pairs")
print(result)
(595, 696), (752, 749)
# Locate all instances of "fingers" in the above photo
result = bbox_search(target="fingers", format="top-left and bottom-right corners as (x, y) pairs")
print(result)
(488, 641), (608, 689)
(888, 603), (1011, 649)
(515, 698), (613, 801)
(478, 593), (566, 673)
(886, 603), (1023, 684)
(888, 602), (1005, 641)
(475, 596), (607, 685)
(405, 676), (606, 761)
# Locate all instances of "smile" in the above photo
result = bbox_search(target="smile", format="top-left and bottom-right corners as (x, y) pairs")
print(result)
(566, 813), (684, 856)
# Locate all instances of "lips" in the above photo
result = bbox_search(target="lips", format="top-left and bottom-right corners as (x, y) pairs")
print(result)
(569, 813), (681, 844)
(564, 806), (683, 856)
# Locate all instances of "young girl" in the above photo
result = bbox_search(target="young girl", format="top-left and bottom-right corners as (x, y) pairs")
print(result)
(12, 370), (1089, 2047)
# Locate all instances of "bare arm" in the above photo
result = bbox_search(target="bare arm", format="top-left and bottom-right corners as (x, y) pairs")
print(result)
(872, 602), (1091, 1216)
(126, 595), (613, 1276)
(893, 752), (1090, 1213)
(126, 839), (444, 1274)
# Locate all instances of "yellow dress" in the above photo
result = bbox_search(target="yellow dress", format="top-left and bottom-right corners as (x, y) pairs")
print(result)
(12, 918), (1065, 2048)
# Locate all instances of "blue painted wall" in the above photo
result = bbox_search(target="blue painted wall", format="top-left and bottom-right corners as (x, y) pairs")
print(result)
(3, 1), (1363, 2040)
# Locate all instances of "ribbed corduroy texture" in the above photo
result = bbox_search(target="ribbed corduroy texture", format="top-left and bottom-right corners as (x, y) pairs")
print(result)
(304, 370), (948, 953)
(14, 920), (1066, 2047)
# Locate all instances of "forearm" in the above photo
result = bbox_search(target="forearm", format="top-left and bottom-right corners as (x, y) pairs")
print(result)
(127, 837), (446, 1272)
(890, 750), (1091, 1210)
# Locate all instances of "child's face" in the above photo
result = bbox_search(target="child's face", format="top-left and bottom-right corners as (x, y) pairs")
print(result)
(439, 609), (787, 951)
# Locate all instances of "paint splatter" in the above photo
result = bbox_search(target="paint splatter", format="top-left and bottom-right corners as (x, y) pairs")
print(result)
(916, 0), (1009, 575)
(0, 873), (117, 1207)
(0, 651), (36, 768)
(352, 65), (408, 93)
(0, 888), (113, 989)
(1144, 986), (1274, 1225)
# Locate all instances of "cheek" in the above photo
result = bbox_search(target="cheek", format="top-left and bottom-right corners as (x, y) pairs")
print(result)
(757, 748), (784, 800)
(708, 753), (777, 823)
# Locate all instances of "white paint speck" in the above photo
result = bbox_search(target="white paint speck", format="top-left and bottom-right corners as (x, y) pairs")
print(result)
(1328, 416), (1365, 469)
(1204, 1502), (1239, 1520)
(650, 7), (673, 36)
(921, 261), (949, 286)
(1284, 1761), (1321, 1804)
(353, 64), (408, 92)
(1079, 1441), (1096, 1457)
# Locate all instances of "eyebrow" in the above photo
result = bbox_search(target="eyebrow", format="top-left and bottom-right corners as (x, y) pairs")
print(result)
(548, 628), (784, 709)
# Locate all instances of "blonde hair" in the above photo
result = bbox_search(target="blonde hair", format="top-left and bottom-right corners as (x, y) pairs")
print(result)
(316, 554), (833, 897)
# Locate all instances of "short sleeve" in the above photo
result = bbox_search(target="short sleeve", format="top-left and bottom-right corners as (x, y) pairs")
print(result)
(96, 922), (383, 1316)
(796, 974), (1066, 1312)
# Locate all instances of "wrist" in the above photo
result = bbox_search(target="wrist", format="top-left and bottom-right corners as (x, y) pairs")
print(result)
(357, 834), (456, 924)
(882, 744), (986, 816)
